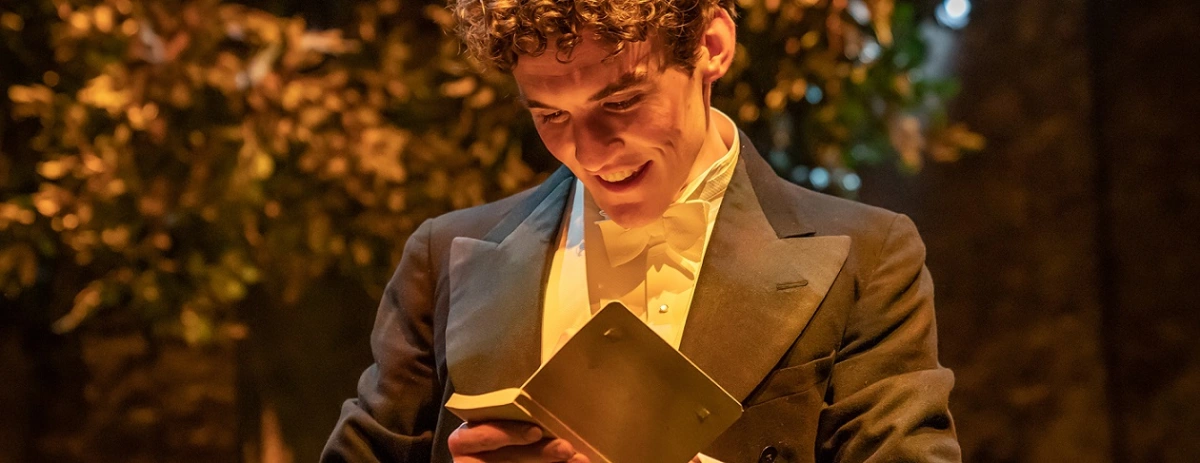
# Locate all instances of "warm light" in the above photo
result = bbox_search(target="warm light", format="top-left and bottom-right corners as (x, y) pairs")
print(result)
(936, 0), (972, 29)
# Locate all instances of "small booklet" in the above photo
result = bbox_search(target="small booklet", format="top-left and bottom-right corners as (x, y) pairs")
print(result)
(445, 302), (742, 463)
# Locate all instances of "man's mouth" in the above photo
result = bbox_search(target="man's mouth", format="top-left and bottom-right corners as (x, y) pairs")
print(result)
(596, 162), (648, 185)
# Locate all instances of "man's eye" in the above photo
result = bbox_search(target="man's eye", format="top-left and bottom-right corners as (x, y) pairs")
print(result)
(540, 111), (569, 124)
(604, 95), (643, 111)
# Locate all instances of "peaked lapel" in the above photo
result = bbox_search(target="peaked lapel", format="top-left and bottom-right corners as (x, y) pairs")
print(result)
(445, 169), (574, 395)
(679, 135), (851, 402)
(443, 133), (851, 402)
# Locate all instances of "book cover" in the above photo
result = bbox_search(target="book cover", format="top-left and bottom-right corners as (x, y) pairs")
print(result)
(445, 302), (743, 463)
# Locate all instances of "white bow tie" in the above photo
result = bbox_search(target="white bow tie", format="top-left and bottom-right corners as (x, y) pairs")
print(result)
(596, 200), (711, 267)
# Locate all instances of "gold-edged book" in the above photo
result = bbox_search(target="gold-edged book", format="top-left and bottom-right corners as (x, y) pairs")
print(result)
(445, 302), (743, 463)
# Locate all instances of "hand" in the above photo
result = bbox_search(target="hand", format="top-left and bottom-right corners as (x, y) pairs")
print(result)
(448, 420), (590, 462)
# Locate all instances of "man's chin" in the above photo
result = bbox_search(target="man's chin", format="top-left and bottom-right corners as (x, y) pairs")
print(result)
(598, 204), (666, 229)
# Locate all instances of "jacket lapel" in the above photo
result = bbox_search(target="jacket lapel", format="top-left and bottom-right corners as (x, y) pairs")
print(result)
(679, 136), (851, 402)
(444, 134), (851, 402)
(445, 169), (573, 395)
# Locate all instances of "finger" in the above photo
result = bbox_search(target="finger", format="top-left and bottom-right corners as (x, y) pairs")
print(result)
(469, 438), (578, 462)
(452, 455), (486, 463)
(567, 450), (591, 463)
(540, 438), (580, 461)
(447, 421), (543, 455)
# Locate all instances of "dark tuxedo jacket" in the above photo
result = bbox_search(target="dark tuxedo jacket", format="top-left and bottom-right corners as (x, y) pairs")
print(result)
(322, 133), (961, 463)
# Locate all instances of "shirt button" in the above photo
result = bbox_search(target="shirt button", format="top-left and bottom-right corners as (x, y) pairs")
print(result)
(658, 304), (669, 313)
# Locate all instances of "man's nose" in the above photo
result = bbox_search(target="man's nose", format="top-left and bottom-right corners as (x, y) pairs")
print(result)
(572, 115), (624, 172)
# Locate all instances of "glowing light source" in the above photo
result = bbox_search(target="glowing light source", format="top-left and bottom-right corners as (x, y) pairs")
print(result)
(805, 85), (824, 104)
(847, 0), (872, 26)
(860, 40), (882, 64)
(768, 149), (790, 169)
(936, 0), (971, 30)
(790, 166), (810, 184)
(809, 167), (830, 190)
(841, 173), (862, 192)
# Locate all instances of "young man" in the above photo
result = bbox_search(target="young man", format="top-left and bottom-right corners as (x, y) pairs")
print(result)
(323, 0), (961, 461)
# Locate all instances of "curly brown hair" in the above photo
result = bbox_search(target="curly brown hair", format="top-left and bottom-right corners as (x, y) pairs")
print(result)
(451, 0), (736, 72)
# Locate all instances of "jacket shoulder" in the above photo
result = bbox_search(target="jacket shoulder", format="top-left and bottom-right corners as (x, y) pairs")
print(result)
(782, 180), (905, 238)
(425, 186), (539, 246)
(778, 181), (923, 278)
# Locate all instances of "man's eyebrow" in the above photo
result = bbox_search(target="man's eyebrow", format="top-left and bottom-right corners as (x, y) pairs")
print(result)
(517, 94), (554, 110)
(588, 70), (649, 102)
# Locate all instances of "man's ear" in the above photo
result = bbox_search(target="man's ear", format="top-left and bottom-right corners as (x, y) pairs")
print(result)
(699, 8), (736, 84)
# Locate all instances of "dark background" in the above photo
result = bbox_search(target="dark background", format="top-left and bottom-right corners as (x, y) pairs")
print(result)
(857, 0), (1200, 460)
(3, 0), (1199, 462)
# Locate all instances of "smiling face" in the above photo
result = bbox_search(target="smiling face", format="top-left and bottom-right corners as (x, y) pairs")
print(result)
(511, 12), (736, 228)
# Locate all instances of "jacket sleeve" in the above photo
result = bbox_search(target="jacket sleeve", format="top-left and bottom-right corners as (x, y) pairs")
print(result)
(322, 219), (441, 462)
(816, 214), (962, 462)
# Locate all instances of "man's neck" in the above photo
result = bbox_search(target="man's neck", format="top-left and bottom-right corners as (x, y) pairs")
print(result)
(676, 107), (736, 202)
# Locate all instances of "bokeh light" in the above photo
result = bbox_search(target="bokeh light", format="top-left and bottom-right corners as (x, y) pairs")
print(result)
(936, 0), (972, 29)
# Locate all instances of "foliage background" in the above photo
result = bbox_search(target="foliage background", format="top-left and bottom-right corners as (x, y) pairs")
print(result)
(1, 0), (974, 346)
(0, 0), (980, 461)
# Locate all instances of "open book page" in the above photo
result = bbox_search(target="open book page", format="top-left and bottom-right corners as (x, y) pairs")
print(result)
(444, 388), (531, 423)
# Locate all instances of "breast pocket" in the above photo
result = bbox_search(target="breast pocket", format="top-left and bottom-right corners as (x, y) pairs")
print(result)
(744, 353), (835, 407)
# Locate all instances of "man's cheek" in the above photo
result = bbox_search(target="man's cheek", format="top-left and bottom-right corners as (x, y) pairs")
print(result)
(537, 132), (573, 164)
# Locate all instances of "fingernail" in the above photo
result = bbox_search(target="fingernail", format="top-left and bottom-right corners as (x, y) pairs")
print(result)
(567, 453), (589, 463)
(524, 426), (542, 441)
(553, 441), (576, 459)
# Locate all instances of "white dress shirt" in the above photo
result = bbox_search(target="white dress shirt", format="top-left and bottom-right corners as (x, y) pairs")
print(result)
(542, 108), (740, 360)
(539, 109), (739, 463)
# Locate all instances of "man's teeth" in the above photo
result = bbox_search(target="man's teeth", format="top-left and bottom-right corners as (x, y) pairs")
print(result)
(599, 167), (639, 183)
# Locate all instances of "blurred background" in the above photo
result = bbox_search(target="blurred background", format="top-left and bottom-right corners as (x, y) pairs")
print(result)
(1, 0), (1197, 461)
